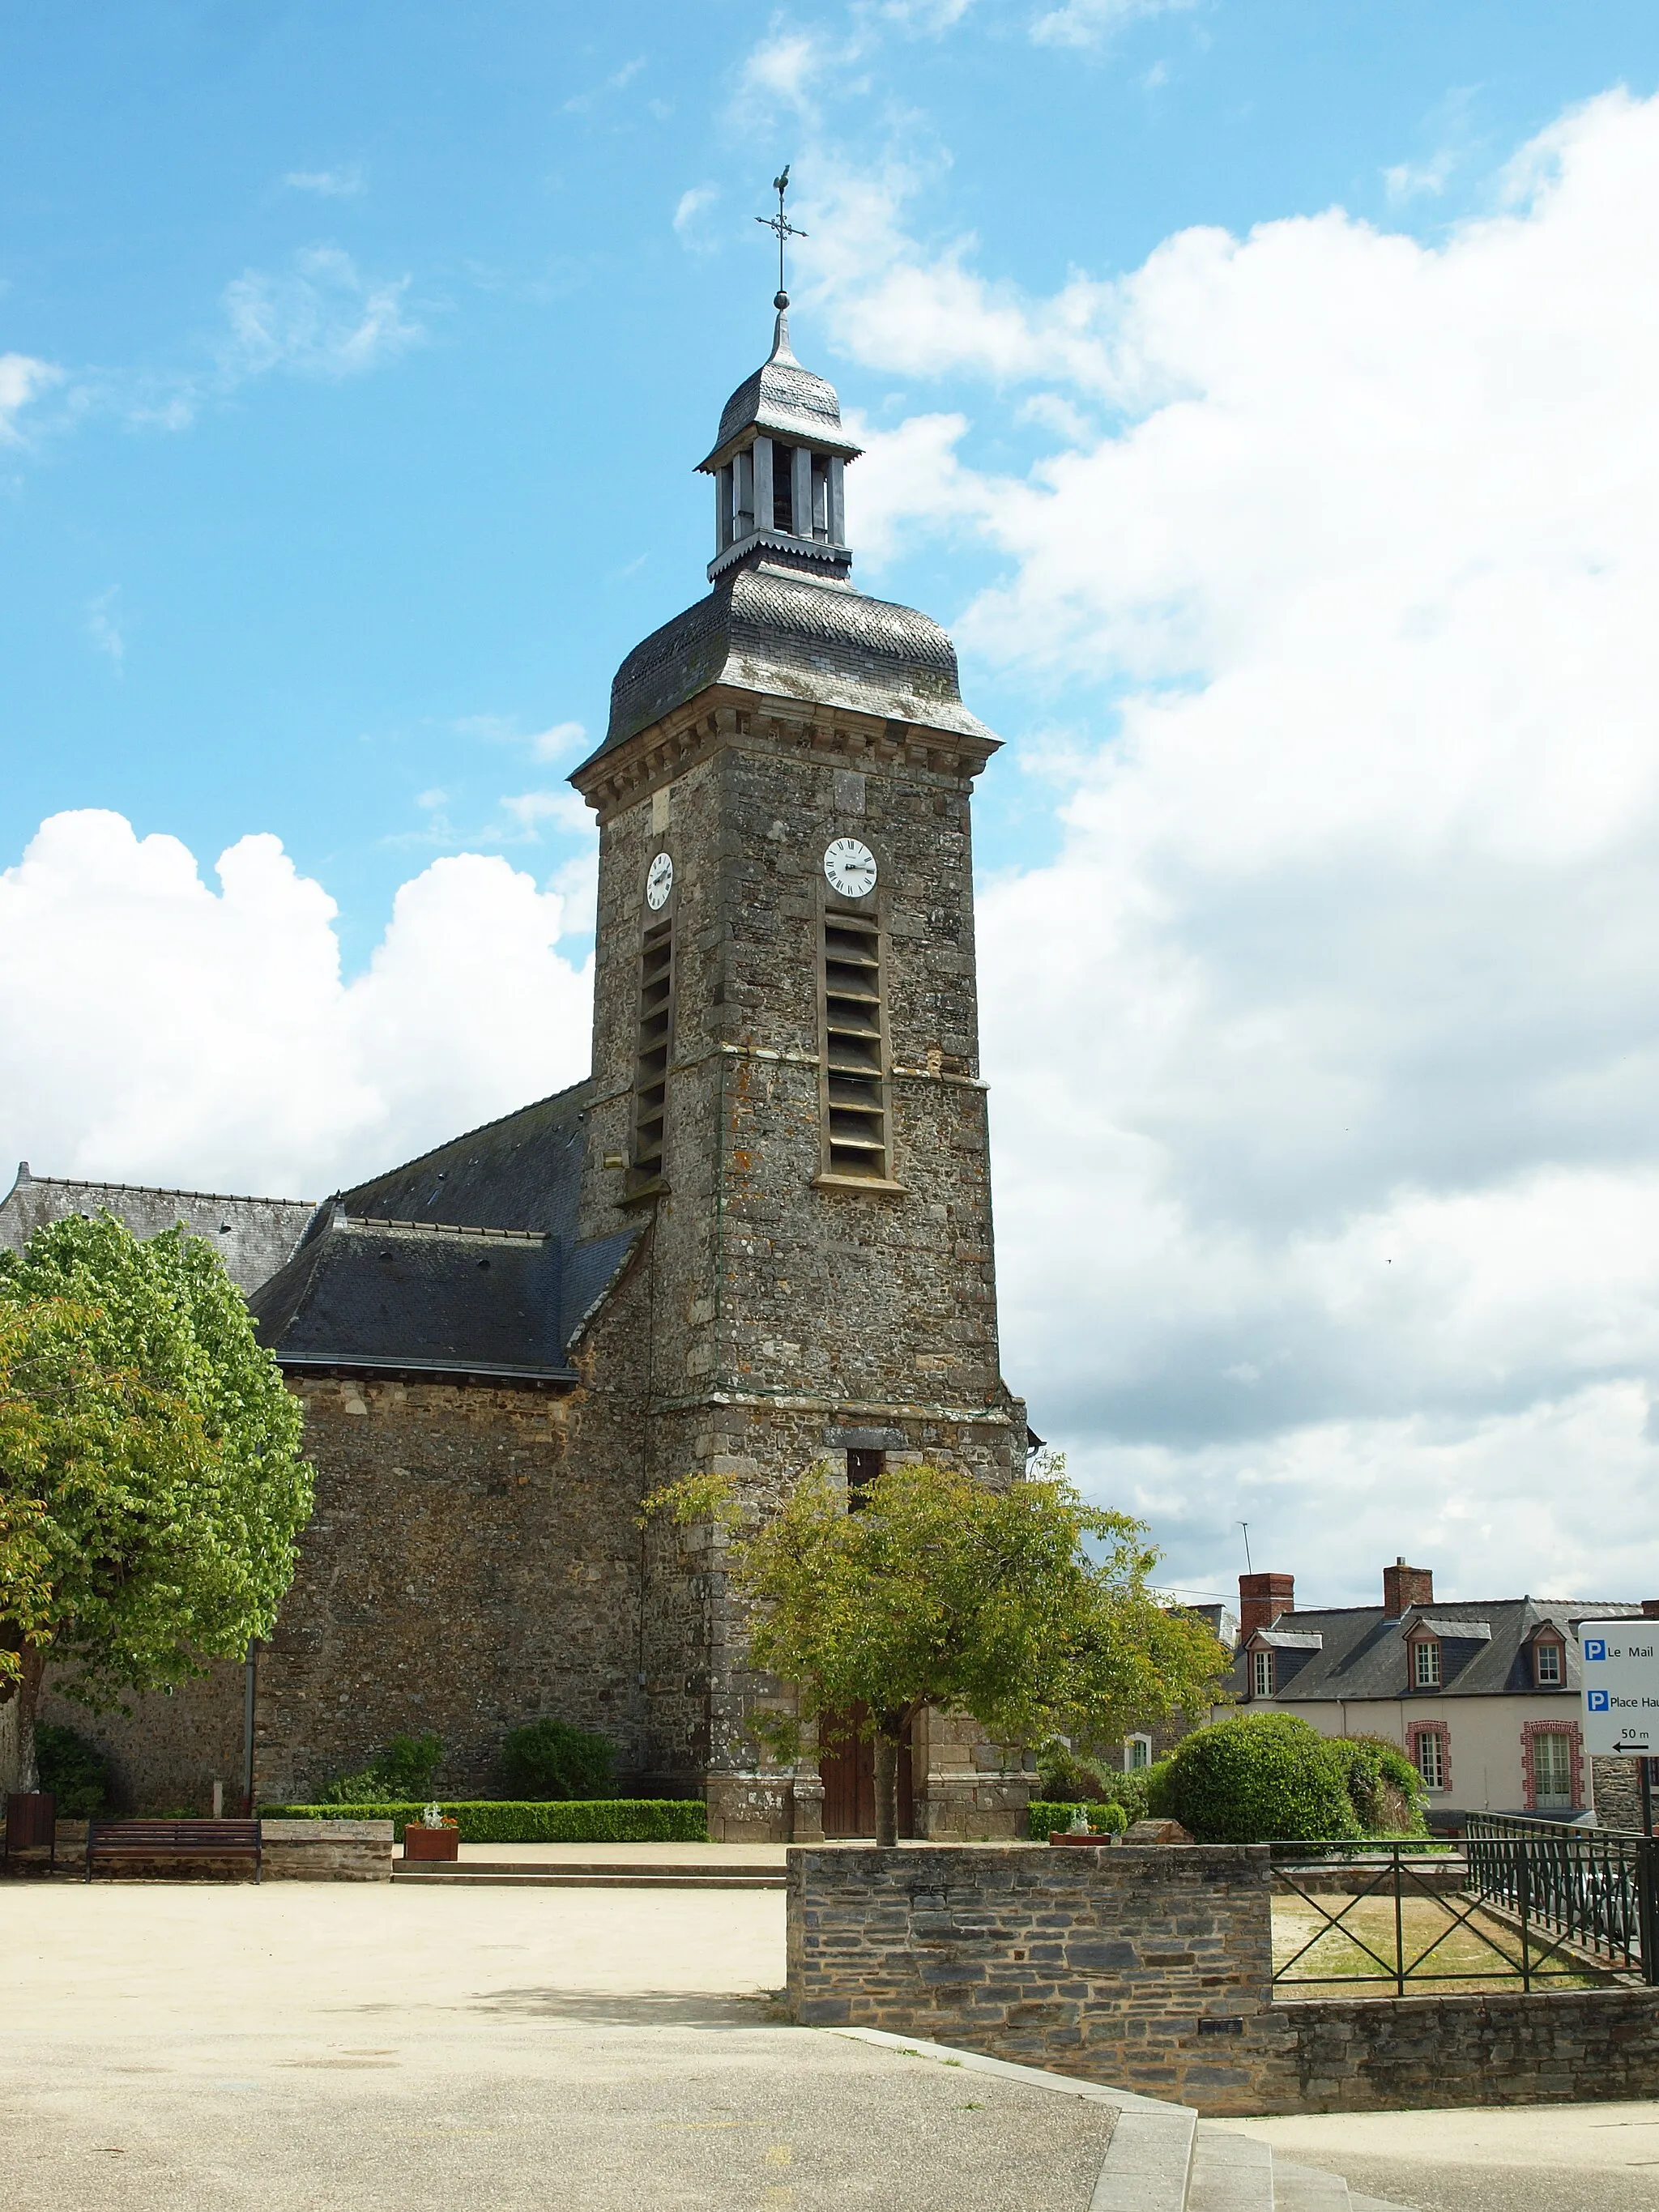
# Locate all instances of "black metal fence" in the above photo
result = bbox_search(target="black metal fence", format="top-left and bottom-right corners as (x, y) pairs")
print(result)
(1465, 1814), (1658, 1984)
(1269, 1826), (1659, 1996)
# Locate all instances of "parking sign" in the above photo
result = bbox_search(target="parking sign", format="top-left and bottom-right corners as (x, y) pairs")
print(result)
(1580, 1621), (1659, 1754)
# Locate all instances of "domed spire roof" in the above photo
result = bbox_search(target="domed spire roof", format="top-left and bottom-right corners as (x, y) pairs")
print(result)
(697, 310), (863, 474)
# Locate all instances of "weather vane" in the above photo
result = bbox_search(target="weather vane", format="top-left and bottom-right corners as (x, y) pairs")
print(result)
(756, 165), (807, 310)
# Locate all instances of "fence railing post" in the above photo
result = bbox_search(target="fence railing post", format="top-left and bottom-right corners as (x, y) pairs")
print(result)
(1518, 1848), (1532, 1993)
(1639, 1836), (1659, 1987)
(1393, 1844), (1405, 1997)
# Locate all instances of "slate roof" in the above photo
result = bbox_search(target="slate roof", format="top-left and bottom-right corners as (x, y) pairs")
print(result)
(697, 311), (862, 473)
(248, 1084), (639, 1382)
(337, 1082), (591, 1239)
(0, 1162), (315, 1295)
(1230, 1598), (1648, 1703)
(595, 561), (996, 757)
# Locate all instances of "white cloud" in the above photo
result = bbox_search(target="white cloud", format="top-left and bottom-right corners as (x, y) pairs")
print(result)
(1383, 148), (1457, 203)
(281, 165), (366, 198)
(494, 789), (591, 842)
(0, 812), (592, 1201)
(673, 185), (721, 246)
(84, 590), (124, 671)
(820, 88), (1659, 1601)
(1029, 0), (1192, 53)
(528, 721), (587, 763)
(0, 353), (64, 444)
(220, 247), (422, 381)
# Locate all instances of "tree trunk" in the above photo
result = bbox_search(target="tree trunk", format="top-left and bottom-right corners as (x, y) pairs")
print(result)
(873, 1720), (902, 1848)
(0, 1647), (45, 1798)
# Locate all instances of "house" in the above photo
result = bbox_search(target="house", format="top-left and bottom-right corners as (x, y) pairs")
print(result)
(1226, 1558), (1657, 1831)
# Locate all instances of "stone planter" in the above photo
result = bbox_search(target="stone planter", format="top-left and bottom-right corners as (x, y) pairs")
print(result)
(1048, 1830), (1118, 1846)
(402, 1823), (459, 1863)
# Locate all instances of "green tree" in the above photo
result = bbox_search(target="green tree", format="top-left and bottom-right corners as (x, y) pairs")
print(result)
(646, 1458), (1231, 1846)
(0, 1213), (313, 1795)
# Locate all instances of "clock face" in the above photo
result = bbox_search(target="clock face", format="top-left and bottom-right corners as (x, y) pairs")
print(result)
(824, 837), (877, 900)
(646, 851), (674, 910)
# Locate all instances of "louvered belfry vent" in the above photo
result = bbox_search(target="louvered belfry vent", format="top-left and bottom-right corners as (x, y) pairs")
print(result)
(822, 911), (889, 1178)
(632, 918), (674, 1183)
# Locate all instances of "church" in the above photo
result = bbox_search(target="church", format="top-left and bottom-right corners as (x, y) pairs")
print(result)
(1, 283), (1034, 1840)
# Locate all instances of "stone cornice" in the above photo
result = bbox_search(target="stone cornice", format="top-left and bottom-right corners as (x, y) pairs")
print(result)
(569, 684), (1000, 826)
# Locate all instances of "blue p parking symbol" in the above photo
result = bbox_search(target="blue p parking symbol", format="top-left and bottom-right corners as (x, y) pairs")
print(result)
(1589, 1690), (1610, 1711)
(1585, 1639), (1608, 1662)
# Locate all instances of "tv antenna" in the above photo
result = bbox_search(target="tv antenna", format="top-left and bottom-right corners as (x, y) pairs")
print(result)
(1239, 1521), (1253, 1574)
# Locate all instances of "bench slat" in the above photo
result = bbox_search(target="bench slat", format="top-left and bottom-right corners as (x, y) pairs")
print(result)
(87, 1819), (262, 1882)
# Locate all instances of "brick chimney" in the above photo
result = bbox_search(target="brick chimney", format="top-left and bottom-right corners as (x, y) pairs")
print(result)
(1641, 1600), (1659, 1619)
(1383, 1558), (1434, 1617)
(1239, 1572), (1295, 1638)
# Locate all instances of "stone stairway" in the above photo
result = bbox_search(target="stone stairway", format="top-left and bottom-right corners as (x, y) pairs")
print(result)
(1093, 2106), (1413, 2211)
(392, 1856), (787, 1889)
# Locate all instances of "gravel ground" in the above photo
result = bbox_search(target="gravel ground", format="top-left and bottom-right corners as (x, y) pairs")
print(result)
(0, 1880), (1112, 2212)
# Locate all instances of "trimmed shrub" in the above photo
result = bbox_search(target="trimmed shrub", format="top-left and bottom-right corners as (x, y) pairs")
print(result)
(1026, 1799), (1130, 1839)
(34, 1723), (109, 1818)
(501, 1719), (614, 1801)
(1034, 1749), (1160, 1826)
(1157, 1713), (1362, 1843)
(1331, 1733), (1429, 1838)
(258, 1798), (709, 1845)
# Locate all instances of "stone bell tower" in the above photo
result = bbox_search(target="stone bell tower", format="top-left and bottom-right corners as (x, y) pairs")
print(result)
(569, 288), (1029, 1840)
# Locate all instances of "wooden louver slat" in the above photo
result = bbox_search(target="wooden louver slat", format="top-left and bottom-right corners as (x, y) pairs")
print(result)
(821, 912), (887, 1178)
(633, 918), (673, 1181)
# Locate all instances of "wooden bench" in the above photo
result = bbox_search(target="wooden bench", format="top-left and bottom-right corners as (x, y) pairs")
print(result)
(85, 1819), (262, 1882)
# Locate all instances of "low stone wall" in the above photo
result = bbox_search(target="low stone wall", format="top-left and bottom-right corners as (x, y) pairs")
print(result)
(786, 1841), (1293, 2114)
(1284, 1988), (1659, 2111)
(787, 1842), (1659, 2116)
(259, 1819), (394, 1881)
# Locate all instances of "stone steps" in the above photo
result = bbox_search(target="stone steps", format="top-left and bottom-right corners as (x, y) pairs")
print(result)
(391, 1860), (787, 1889)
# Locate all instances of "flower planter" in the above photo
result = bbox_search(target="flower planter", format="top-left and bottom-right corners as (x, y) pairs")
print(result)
(1048, 1830), (1118, 1846)
(402, 1823), (459, 1862)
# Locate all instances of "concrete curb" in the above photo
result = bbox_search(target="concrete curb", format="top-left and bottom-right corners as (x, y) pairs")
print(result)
(830, 2026), (1198, 2212)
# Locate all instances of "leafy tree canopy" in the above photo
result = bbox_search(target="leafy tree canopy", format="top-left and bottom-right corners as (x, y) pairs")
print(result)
(646, 1456), (1232, 1843)
(0, 1213), (313, 1788)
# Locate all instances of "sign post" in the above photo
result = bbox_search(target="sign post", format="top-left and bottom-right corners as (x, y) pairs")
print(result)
(1581, 1621), (1659, 1832)
(1582, 1621), (1659, 1982)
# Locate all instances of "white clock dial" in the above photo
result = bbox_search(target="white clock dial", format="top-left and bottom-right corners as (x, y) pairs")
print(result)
(824, 837), (877, 900)
(646, 851), (674, 910)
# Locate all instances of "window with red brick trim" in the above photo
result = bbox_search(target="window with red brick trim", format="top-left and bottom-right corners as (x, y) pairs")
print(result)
(1522, 1719), (1582, 1812)
(1409, 1722), (1451, 1793)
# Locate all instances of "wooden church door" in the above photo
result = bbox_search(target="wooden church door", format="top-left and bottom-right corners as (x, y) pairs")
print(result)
(818, 1707), (915, 1837)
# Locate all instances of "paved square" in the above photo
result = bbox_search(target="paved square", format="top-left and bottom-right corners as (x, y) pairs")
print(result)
(0, 1882), (1112, 2211)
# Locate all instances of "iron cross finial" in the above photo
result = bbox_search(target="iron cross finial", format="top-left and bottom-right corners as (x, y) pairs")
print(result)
(756, 164), (807, 310)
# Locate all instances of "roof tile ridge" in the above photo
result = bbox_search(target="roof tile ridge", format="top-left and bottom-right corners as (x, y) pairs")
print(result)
(13, 1172), (314, 1207)
(339, 1076), (594, 1195)
(342, 1216), (551, 1242)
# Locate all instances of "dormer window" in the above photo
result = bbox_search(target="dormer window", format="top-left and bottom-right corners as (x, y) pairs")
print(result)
(1534, 1640), (1563, 1686)
(1413, 1638), (1441, 1688)
(1252, 1648), (1274, 1698)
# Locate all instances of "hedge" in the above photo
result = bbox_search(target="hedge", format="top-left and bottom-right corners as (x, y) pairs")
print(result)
(1026, 1800), (1129, 1839)
(1157, 1714), (1362, 1843)
(258, 1799), (710, 1844)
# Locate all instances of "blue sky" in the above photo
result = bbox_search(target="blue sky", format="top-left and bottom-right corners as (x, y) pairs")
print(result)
(6, 2), (1657, 957)
(10, 2), (1659, 1606)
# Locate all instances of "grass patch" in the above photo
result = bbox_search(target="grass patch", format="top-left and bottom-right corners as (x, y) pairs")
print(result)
(1272, 1892), (1608, 1995)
